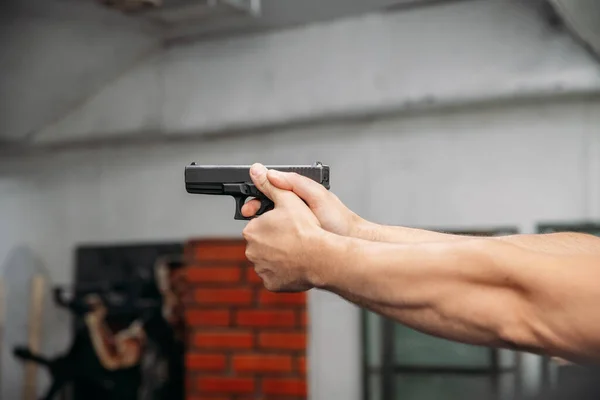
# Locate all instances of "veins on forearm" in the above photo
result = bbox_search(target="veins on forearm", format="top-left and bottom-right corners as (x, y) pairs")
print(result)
(355, 220), (475, 244)
(359, 221), (600, 257)
(325, 235), (542, 349)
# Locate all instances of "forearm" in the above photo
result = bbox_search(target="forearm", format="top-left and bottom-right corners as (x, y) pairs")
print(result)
(355, 219), (600, 256)
(496, 232), (600, 255)
(354, 219), (466, 244)
(310, 232), (600, 363)
(85, 317), (121, 370)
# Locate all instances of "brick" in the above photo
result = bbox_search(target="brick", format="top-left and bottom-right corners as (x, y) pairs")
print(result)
(236, 310), (296, 328)
(245, 267), (263, 284)
(187, 266), (242, 283)
(186, 354), (227, 371)
(186, 375), (196, 395)
(258, 290), (306, 306)
(234, 397), (280, 400)
(188, 397), (228, 400)
(299, 310), (308, 327)
(194, 332), (253, 349)
(232, 354), (293, 374)
(195, 288), (253, 305)
(198, 377), (255, 394)
(258, 333), (306, 350)
(190, 243), (247, 262)
(186, 310), (231, 327)
(262, 378), (307, 396)
(297, 356), (307, 375)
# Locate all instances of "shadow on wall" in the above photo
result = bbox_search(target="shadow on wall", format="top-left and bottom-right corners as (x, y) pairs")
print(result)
(0, 245), (70, 400)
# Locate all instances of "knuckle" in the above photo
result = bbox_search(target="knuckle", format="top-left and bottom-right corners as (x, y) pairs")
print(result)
(243, 220), (256, 238)
(314, 180), (327, 193)
(257, 173), (270, 188)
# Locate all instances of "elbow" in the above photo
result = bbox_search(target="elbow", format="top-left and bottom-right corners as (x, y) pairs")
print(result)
(99, 356), (122, 371)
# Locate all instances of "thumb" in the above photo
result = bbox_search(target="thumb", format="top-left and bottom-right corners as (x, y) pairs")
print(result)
(250, 163), (285, 202)
(267, 169), (328, 207)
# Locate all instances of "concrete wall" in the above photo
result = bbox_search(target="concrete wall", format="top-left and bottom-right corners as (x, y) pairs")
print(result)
(2, 96), (600, 399)
(0, 0), (161, 143)
(30, 0), (600, 147)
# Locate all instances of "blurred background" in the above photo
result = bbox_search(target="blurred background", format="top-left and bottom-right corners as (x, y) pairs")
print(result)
(1, 0), (600, 399)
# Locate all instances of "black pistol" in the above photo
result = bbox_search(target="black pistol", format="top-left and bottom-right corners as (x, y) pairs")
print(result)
(185, 162), (330, 220)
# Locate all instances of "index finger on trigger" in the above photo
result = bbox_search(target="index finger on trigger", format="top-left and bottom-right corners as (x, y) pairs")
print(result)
(241, 199), (262, 218)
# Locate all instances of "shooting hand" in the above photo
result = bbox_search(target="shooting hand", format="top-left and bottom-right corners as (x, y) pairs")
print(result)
(242, 163), (325, 292)
(241, 167), (363, 237)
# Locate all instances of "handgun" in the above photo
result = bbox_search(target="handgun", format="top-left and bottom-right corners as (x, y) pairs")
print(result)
(185, 162), (330, 220)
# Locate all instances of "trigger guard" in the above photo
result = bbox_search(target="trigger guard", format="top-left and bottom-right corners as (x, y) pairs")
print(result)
(232, 195), (274, 221)
(233, 195), (251, 220)
(256, 199), (274, 216)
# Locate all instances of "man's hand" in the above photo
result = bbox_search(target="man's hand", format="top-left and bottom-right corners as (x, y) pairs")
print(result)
(242, 163), (325, 292)
(242, 168), (364, 237)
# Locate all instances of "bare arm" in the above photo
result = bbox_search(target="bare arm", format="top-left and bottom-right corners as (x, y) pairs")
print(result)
(243, 167), (600, 363)
(309, 232), (600, 364)
(355, 221), (467, 243)
(251, 168), (600, 256)
(357, 220), (600, 255)
(85, 314), (122, 370)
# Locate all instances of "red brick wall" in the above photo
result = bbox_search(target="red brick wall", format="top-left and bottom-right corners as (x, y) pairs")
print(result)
(184, 239), (308, 400)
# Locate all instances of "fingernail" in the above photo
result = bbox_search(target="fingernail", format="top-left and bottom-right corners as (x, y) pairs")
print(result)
(250, 163), (267, 177)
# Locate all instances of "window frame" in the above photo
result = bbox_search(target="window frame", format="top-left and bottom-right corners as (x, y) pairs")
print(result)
(536, 221), (600, 391)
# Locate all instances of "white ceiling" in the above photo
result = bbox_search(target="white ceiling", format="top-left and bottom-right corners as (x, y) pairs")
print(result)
(141, 0), (437, 41)
(12, 0), (600, 146)
(1, 0), (446, 42)
(1, 0), (432, 144)
(0, 0), (161, 143)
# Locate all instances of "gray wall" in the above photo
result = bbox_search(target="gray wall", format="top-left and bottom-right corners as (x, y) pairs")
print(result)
(28, 0), (600, 146)
(2, 0), (600, 398)
(2, 97), (600, 399)
(0, 0), (160, 142)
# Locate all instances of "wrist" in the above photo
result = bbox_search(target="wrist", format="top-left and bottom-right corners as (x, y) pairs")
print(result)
(304, 229), (351, 289)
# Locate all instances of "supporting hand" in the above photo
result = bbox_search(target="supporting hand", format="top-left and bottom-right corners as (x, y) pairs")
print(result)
(242, 163), (326, 292)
